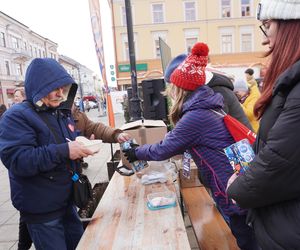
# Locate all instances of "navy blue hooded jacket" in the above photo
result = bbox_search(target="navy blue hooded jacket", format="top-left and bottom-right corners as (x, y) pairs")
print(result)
(0, 58), (78, 223)
(136, 86), (246, 216)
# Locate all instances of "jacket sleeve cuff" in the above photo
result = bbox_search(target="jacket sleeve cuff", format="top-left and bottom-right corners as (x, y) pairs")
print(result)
(56, 143), (69, 159)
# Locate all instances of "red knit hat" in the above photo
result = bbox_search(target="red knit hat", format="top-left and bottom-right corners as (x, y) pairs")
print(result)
(170, 42), (209, 91)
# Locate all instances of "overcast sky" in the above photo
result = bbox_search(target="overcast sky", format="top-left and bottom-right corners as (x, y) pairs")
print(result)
(1, 0), (115, 84)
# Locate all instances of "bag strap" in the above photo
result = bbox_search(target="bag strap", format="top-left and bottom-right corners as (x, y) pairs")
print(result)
(210, 109), (227, 117)
(192, 147), (228, 202)
(25, 101), (75, 174)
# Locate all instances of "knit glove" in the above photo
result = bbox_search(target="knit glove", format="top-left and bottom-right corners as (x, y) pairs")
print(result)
(123, 148), (138, 163)
(122, 142), (139, 163)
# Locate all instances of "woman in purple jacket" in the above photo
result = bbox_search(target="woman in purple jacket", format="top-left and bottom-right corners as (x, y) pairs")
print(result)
(124, 42), (258, 250)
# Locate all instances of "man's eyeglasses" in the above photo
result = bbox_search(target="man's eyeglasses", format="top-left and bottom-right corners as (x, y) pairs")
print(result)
(259, 20), (271, 37)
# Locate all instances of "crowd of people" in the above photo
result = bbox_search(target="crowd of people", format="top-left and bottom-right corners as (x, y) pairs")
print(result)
(0, 0), (299, 249)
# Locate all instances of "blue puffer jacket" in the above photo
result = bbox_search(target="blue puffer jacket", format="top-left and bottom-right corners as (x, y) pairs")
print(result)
(0, 58), (78, 223)
(136, 85), (246, 216)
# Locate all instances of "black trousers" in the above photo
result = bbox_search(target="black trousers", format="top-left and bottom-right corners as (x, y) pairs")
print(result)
(229, 214), (261, 250)
(18, 216), (32, 250)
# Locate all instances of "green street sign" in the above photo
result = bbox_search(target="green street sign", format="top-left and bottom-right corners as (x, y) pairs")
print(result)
(118, 63), (148, 72)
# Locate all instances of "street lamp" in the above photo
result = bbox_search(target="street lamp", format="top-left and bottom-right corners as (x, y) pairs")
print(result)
(125, 0), (142, 121)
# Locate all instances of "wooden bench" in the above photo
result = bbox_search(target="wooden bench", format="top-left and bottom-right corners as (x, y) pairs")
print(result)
(179, 168), (239, 250)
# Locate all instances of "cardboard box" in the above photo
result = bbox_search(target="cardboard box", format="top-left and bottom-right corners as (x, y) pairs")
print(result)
(175, 159), (203, 188)
(120, 119), (167, 169)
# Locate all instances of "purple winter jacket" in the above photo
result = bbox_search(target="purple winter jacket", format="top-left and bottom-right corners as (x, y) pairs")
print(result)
(136, 85), (246, 216)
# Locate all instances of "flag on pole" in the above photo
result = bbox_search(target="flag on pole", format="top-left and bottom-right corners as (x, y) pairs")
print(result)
(88, 0), (115, 127)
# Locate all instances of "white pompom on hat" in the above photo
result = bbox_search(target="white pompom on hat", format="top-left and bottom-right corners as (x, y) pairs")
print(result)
(257, 0), (300, 20)
(233, 79), (249, 92)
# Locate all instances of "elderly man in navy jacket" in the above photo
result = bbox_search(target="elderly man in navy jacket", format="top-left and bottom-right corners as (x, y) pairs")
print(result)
(0, 58), (94, 250)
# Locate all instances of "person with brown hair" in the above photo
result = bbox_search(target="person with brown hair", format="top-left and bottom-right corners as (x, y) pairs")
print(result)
(124, 42), (258, 250)
(13, 87), (26, 104)
(227, 0), (300, 248)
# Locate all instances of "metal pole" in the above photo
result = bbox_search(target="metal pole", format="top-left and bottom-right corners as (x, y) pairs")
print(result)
(125, 0), (142, 121)
(77, 65), (85, 112)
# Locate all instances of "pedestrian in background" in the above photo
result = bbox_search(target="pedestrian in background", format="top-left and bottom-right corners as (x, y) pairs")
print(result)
(227, 0), (300, 248)
(124, 42), (258, 250)
(0, 58), (94, 250)
(0, 104), (6, 119)
(13, 87), (26, 104)
(244, 68), (258, 89)
(233, 79), (260, 132)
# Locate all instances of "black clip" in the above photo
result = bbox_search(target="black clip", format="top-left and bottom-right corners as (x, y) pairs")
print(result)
(115, 165), (134, 177)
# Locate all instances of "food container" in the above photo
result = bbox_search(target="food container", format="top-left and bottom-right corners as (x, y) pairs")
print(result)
(146, 191), (176, 210)
(75, 136), (102, 153)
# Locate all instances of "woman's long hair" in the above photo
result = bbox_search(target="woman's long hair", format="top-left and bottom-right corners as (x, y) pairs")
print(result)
(254, 20), (300, 118)
(165, 84), (191, 125)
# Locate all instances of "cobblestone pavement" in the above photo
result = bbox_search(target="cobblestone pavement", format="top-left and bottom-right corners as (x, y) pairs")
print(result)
(0, 109), (125, 250)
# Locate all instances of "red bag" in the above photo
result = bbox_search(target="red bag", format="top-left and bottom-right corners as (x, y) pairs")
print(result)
(212, 110), (256, 144)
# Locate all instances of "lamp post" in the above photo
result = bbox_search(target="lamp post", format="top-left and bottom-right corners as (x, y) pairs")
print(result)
(125, 0), (142, 121)
(76, 64), (85, 112)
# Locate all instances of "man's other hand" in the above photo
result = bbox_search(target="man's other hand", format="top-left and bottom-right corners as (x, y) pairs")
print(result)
(68, 141), (94, 160)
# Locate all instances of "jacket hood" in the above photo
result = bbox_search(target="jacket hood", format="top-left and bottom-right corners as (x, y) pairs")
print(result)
(25, 58), (77, 109)
(182, 85), (224, 114)
(207, 72), (234, 91)
(273, 59), (300, 95)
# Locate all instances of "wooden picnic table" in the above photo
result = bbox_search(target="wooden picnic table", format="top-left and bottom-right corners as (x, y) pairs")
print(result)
(77, 168), (191, 249)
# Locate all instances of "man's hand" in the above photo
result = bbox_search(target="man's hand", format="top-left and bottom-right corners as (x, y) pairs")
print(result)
(68, 141), (94, 160)
(116, 132), (131, 143)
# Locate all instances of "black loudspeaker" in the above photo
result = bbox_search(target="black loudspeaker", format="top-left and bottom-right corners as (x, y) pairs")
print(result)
(141, 78), (168, 120)
(127, 86), (143, 120)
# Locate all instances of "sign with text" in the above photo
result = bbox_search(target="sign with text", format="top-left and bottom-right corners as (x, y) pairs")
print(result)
(118, 63), (148, 72)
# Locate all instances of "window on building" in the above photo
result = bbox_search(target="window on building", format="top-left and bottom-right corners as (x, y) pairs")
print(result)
(152, 3), (164, 23)
(30, 45), (33, 56)
(241, 0), (251, 17)
(221, 0), (231, 17)
(186, 37), (198, 53)
(35, 48), (38, 57)
(43, 50), (46, 57)
(5, 61), (10, 76)
(0, 32), (6, 47)
(184, 1), (196, 21)
(221, 34), (233, 53)
(122, 33), (137, 61)
(39, 49), (42, 57)
(152, 31), (167, 58)
(240, 26), (253, 52)
(241, 33), (252, 52)
(184, 29), (199, 53)
(121, 6), (127, 26)
(24, 42), (27, 50)
(16, 64), (22, 76)
(12, 37), (19, 49)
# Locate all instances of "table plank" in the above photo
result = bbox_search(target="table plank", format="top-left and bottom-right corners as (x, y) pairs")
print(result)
(77, 172), (190, 250)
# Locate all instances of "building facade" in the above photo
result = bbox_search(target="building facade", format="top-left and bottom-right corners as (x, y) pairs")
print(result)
(0, 11), (58, 106)
(112, 0), (267, 87)
(0, 11), (101, 107)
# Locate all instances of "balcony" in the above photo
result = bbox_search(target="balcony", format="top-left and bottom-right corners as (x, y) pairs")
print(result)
(11, 48), (31, 62)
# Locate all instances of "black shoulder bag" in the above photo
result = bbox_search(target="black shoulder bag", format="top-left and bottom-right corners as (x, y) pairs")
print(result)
(34, 108), (92, 209)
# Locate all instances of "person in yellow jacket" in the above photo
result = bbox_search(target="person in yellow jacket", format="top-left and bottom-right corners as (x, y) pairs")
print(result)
(233, 79), (260, 132)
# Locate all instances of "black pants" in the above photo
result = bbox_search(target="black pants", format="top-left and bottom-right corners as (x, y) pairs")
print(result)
(18, 216), (32, 250)
(229, 214), (260, 250)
